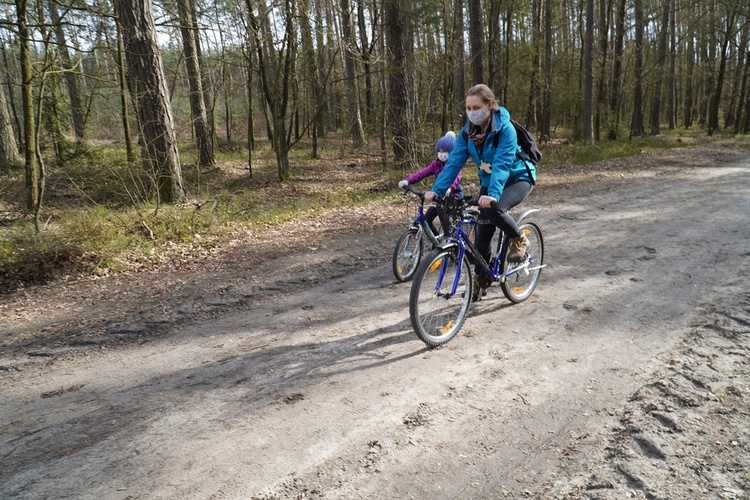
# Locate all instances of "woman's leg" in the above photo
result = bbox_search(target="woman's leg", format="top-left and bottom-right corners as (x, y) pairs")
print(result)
(475, 181), (534, 276)
(474, 186), (497, 274)
(486, 181), (534, 238)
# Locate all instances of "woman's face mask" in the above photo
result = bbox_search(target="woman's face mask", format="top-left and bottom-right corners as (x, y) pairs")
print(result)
(466, 106), (489, 126)
(437, 152), (449, 162)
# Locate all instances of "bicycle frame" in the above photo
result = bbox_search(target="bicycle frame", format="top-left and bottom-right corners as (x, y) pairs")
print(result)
(403, 187), (442, 248)
(432, 207), (541, 297)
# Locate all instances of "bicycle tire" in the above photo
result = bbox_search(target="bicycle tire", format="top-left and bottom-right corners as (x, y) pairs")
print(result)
(392, 228), (423, 282)
(500, 220), (544, 303)
(409, 248), (473, 347)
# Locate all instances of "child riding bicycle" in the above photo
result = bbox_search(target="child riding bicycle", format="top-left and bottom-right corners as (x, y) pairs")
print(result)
(398, 131), (463, 237)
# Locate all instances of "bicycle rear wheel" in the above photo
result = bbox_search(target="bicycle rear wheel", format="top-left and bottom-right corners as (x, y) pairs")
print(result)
(409, 248), (473, 347)
(392, 228), (423, 282)
(501, 220), (544, 303)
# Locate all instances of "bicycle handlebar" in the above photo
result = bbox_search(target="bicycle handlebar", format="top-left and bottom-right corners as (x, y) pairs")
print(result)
(399, 186), (491, 210)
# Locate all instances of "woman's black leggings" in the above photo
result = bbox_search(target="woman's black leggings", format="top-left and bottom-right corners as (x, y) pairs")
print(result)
(475, 181), (533, 276)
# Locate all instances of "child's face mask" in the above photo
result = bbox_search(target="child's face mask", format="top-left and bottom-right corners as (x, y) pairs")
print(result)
(437, 152), (449, 162)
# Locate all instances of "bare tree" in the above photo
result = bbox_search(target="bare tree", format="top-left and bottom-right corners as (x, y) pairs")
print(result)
(0, 83), (20, 167)
(649, 0), (670, 135)
(113, 0), (185, 203)
(608, 0), (626, 139)
(583, 0), (594, 142)
(384, 0), (416, 167)
(114, 13), (135, 162)
(452, 0), (465, 126)
(708, 3), (738, 135)
(684, 18), (695, 128)
(630, 0), (645, 137)
(177, 0), (215, 167)
(15, 0), (41, 212)
(667, 3), (676, 129)
(339, 0), (366, 147)
(246, 0), (296, 180)
(467, 0), (483, 85)
(47, 0), (86, 140)
(541, 0), (552, 141)
(487, 0), (503, 99)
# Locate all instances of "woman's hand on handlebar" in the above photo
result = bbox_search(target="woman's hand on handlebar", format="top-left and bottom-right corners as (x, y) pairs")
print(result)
(478, 195), (497, 208)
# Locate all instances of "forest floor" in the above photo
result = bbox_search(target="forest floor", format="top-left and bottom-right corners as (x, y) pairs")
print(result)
(1, 144), (749, 499)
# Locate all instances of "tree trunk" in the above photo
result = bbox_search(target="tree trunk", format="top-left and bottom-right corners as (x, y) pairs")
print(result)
(541, 0), (552, 141)
(16, 0), (41, 211)
(608, 0), (625, 139)
(340, 0), (366, 147)
(468, 0), (484, 85)
(47, 0), (86, 140)
(582, 0), (594, 142)
(243, 44), (254, 176)
(0, 43), (23, 151)
(735, 50), (750, 134)
(114, 15), (135, 163)
(299, 0), (319, 157)
(384, 0), (416, 168)
(649, 0), (670, 135)
(113, 0), (185, 203)
(487, 0), (502, 100)
(189, 0), (215, 146)
(684, 30), (695, 128)
(0, 83), (20, 167)
(314, 0), (328, 138)
(357, 0), (373, 122)
(594, 0), (611, 141)
(177, 0), (214, 167)
(667, 3), (676, 129)
(452, 0), (466, 126)
(526, 0), (541, 127)
(630, 0), (645, 137)
(708, 7), (736, 135)
(247, 0), (295, 181)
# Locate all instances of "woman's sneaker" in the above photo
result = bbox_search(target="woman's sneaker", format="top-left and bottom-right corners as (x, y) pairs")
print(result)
(507, 233), (530, 262)
(472, 275), (488, 302)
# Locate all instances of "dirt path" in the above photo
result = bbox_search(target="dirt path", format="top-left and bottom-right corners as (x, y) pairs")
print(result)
(1, 148), (749, 499)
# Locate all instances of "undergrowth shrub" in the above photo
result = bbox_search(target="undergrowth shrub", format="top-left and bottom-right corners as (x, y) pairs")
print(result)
(0, 206), (131, 292)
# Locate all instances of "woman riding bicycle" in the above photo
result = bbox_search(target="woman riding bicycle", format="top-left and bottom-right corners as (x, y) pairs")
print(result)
(424, 84), (537, 293)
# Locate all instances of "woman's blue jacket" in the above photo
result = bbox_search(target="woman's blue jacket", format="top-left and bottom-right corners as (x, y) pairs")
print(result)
(431, 106), (536, 201)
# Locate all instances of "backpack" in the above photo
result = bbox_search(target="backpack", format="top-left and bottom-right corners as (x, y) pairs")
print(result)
(462, 117), (540, 185)
(510, 119), (542, 166)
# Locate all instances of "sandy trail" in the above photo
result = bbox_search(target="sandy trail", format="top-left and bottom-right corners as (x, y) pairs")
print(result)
(1, 153), (749, 499)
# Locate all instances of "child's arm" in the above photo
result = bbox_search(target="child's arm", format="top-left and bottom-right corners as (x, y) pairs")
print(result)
(448, 169), (463, 196)
(404, 161), (440, 185)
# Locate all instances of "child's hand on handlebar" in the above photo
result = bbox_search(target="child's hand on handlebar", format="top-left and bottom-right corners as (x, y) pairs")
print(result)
(424, 191), (437, 203)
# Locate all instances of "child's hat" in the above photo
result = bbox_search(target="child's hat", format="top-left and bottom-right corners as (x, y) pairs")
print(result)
(435, 131), (456, 152)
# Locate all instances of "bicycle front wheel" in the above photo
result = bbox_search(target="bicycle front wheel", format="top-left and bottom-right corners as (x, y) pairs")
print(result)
(409, 248), (473, 347)
(392, 228), (423, 282)
(501, 220), (544, 303)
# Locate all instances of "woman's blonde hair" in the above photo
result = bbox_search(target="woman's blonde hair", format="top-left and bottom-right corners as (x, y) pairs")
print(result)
(466, 84), (497, 108)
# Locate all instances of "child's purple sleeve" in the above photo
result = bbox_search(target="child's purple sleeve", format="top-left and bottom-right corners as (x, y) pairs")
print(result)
(404, 161), (439, 185)
(449, 169), (462, 195)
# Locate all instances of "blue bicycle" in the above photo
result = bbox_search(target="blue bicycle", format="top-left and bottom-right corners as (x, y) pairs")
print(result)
(408, 195), (545, 347)
(393, 186), (477, 282)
